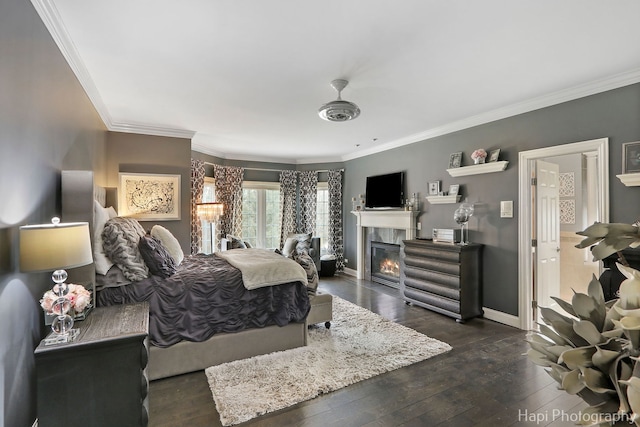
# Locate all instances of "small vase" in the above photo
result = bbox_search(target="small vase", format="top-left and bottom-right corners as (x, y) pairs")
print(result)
(474, 157), (485, 165)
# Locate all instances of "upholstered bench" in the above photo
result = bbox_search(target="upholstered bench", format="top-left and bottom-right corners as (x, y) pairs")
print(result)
(307, 291), (333, 329)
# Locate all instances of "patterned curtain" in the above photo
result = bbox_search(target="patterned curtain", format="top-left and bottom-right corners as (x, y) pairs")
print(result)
(327, 169), (345, 272)
(279, 170), (298, 248)
(298, 171), (317, 234)
(213, 165), (244, 247)
(190, 159), (206, 254)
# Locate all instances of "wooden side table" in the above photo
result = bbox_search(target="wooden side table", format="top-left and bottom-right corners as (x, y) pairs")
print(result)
(35, 302), (149, 427)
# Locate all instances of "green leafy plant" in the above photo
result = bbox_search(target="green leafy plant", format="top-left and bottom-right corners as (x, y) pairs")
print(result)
(527, 222), (640, 426)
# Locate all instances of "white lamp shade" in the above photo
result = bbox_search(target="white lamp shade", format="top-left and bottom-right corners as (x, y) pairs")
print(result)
(20, 221), (93, 272)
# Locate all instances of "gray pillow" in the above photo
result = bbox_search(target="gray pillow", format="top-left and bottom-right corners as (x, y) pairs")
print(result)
(138, 234), (177, 278)
(102, 217), (149, 282)
(286, 233), (312, 256)
(226, 234), (247, 249)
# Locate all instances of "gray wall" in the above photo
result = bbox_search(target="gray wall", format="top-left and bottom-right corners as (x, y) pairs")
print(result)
(345, 83), (640, 316)
(0, 0), (107, 425)
(106, 132), (192, 251)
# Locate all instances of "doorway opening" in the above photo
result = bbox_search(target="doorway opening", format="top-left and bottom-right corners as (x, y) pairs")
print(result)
(518, 138), (609, 330)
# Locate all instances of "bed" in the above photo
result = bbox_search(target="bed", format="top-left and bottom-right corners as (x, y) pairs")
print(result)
(61, 170), (311, 380)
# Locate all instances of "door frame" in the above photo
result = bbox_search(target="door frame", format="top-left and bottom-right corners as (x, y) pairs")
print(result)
(518, 137), (609, 330)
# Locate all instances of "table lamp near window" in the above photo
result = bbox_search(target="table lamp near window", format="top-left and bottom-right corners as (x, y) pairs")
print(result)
(196, 202), (224, 222)
(197, 202), (224, 254)
(20, 217), (92, 343)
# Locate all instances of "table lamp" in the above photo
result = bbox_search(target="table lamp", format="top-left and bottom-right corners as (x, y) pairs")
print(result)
(196, 202), (224, 222)
(20, 217), (92, 343)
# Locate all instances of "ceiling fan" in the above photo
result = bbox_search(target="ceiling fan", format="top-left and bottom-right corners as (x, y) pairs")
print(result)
(318, 79), (361, 122)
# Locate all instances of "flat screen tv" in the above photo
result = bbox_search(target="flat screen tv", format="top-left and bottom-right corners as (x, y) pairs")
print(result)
(365, 172), (405, 209)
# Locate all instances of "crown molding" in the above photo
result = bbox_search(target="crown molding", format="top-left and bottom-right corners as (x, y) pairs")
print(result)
(109, 122), (195, 140)
(341, 68), (640, 162)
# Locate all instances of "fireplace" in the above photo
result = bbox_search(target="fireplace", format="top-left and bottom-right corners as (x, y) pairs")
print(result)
(351, 210), (418, 280)
(371, 241), (401, 288)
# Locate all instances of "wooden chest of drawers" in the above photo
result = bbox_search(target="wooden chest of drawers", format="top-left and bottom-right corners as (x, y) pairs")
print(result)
(401, 239), (483, 322)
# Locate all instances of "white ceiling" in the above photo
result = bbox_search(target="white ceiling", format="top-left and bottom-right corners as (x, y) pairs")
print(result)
(37, 0), (640, 163)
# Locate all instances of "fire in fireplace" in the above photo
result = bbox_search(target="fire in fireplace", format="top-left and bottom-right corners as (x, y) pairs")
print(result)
(371, 241), (401, 288)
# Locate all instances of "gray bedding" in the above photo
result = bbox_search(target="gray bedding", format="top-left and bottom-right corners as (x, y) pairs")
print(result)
(97, 254), (311, 348)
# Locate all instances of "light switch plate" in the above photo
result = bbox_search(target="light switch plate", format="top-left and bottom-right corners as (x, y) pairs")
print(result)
(500, 201), (513, 218)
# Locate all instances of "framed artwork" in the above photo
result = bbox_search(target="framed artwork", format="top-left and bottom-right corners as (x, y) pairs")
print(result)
(488, 148), (501, 163)
(119, 173), (181, 220)
(623, 141), (640, 174)
(449, 152), (463, 168)
(428, 181), (441, 196)
(448, 184), (460, 196)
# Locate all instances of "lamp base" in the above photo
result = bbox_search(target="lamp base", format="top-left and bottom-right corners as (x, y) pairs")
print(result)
(43, 328), (79, 346)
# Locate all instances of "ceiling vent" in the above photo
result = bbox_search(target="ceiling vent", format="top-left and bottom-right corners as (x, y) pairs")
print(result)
(318, 79), (360, 122)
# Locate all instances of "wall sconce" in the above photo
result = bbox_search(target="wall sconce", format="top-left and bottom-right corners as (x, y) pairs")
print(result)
(20, 217), (92, 343)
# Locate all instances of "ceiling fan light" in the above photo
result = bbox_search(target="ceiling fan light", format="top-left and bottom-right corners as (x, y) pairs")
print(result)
(318, 79), (361, 122)
(318, 100), (361, 122)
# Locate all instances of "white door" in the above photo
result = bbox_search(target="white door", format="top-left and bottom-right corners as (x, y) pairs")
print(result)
(535, 159), (561, 322)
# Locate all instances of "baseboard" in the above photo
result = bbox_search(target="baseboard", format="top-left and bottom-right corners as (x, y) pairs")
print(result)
(482, 307), (520, 329)
(343, 267), (357, 277)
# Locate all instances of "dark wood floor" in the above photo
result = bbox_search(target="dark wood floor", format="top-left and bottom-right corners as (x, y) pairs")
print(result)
(149, 275), (586, 427)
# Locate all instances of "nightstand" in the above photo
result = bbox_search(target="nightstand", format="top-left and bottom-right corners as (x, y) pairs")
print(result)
(35, 302), (150, 427)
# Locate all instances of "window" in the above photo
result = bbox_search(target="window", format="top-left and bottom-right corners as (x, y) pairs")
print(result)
(242, 182), (281, 249)
(200, 177), (216, 254)
(316, 182), (330, 255)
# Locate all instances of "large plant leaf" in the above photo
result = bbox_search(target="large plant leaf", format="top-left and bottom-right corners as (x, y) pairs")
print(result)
(609, 355), (633, 414)
(551, 296), (577, 318)
(527, 348), (553, 367)
(619, 376), (640, 419)
(538, 323), (571, 346)
(619, 317), (640, 351)
(592, 346), (622, 372)
(604, 300), (623, 332)
(574, 320), (604, 346)
(540, 306), (575, 327)
(573, 293), (605, 331)
(587, 275), (606, 307)
(581, 367), (615, 394)
(560, 347), (596, 370)
(561, 368), (585, 394)
(552, 320), (590, 347)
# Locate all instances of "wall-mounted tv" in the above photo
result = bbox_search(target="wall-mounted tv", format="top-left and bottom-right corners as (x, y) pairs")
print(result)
(365, 171), (405, 209)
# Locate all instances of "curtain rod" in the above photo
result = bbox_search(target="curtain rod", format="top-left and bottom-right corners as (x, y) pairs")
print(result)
(202, 162), (343, 173)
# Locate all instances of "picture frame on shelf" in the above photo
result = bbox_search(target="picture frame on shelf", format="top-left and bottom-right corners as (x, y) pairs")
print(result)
(488, 148), (501, 163)
(623, 141), (640, 174)
(428, 181), (441, 196)
(448, 184), (460, 196)
(449, 152), (463, 168)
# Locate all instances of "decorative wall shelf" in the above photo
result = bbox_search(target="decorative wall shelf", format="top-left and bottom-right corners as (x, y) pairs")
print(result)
(617, 173), (640, 187)
(447, 161), (509, 177)
(426, 195), (462, 204)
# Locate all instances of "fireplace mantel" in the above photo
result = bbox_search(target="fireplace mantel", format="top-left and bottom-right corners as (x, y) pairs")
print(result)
(351, 210), (419, 280)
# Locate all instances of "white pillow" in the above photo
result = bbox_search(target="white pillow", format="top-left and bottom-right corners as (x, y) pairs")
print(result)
(150, 225), (184, 266)
(93, 200), (114, 275)
(281, 237), (298, 258)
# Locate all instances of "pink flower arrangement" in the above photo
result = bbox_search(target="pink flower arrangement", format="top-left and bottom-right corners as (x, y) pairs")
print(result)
(40, 283), (91, 315)
(471, 149), (487, 160)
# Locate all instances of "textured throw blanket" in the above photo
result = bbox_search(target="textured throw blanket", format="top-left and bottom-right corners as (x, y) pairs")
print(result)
(216, 248), (308, 290)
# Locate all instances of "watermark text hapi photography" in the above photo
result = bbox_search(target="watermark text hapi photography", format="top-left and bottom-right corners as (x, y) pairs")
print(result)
(518, 409), (634, 425)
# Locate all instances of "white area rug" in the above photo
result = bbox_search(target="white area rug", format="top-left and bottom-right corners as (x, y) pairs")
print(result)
(205, 296), (452, 426)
